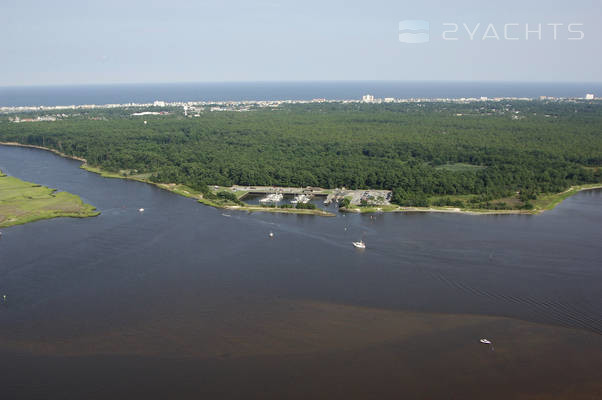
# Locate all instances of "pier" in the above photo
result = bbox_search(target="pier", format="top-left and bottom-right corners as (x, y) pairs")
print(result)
(232, 185), (328, 196)
(230, 185), (392, 206)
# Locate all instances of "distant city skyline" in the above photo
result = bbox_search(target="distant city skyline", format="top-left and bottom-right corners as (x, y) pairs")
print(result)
(2, 0), (601, 86)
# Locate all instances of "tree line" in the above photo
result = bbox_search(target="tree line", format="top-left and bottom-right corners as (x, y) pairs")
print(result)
(1, 101), (600, 207)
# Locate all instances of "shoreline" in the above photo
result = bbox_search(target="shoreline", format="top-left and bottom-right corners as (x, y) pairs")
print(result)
(2, 93), (599, 114)
(2, 142), (600, 217)
(0, 168), (99, 228)
(341, 184), (602, 216)
(342, 206), (533, 215)
(0, 142), (87, 163)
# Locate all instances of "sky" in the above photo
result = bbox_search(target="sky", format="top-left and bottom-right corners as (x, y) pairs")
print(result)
(1, 0), (601, 86)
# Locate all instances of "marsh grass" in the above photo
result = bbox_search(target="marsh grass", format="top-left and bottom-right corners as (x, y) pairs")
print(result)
(0, 171), (99, 227)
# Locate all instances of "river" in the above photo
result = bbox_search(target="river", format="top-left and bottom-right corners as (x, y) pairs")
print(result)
(0, 145), (601, 399)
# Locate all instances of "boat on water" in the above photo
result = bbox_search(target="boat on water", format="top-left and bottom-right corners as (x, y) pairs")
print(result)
(138, 208), (145, 212)
(480, 339), (492, 344)
(352, 240), (366, 249)
(290, 194), (311, 205)
(259, 193), (283, 204)
(269, 232), (275, 238)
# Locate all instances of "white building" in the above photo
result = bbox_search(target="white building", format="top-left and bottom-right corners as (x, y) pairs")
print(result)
(384, 97), (395, 103)
(585, 94), (595, 100)
(153, 100), (166, 107)
(362, 94), (375, 103)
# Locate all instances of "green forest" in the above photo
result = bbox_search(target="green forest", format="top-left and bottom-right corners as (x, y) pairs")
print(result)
(1, 100), (601, 209)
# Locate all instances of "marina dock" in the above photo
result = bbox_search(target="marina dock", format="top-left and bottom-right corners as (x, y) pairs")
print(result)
(229, 185), (392, 206)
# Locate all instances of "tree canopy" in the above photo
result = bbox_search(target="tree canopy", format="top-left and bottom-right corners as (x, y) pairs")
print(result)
(1, 100), (601, 208)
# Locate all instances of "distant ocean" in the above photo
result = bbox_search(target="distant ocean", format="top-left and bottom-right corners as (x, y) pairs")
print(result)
(0, 81), (600, 107)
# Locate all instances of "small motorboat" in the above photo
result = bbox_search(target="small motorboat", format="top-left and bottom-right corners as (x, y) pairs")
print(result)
(352, 240), (366, 249)
(269, 232), (275, 238)
(138, 208), (145, 212)
(480, 339), (492, 344)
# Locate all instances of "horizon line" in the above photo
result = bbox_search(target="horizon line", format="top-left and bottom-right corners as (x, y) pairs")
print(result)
(2, 79), (602, 89)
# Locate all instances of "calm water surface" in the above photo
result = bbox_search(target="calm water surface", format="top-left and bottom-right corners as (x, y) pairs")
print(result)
(0, 145), (601, 399)
(1, 81), (601, 106)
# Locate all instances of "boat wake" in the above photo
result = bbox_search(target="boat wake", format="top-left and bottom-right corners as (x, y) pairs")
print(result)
(425, 268), (602, 335)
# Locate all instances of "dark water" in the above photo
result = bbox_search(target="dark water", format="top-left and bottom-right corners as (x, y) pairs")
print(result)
(1, 81), (601, 106)
(1, 145), (601, 399)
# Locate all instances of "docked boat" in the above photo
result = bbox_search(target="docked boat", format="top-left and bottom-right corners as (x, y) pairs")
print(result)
(259, 193), (283, 204)
(290, 194), (311, 205)
(480, 339), (492, 344)
(352, 240), (366, 249)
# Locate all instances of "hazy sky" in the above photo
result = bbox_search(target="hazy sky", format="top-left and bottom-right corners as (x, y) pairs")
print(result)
(2, 0), (600, 86)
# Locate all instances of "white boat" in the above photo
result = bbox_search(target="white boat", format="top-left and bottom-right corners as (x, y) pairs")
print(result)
(138, 208), (145, 212)
(480, 339), (492, 344)
(352, 240), (366, 249)
(259, 193), (283, 204)
(269, 232), (275, 238)
(291, 194), (311, 204)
